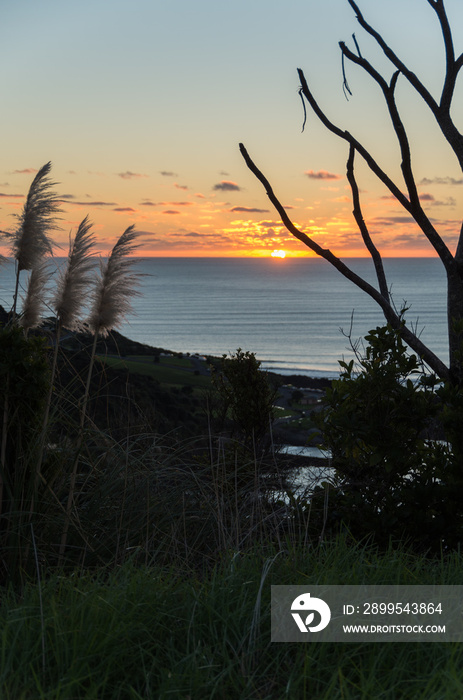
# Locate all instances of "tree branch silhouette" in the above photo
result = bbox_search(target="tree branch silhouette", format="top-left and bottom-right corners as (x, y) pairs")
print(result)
(240, 0), (463, 383)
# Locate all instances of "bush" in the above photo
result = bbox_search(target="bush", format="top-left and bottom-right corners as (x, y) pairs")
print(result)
(211, 348), (277, 449)
(313, 321), (463, 551)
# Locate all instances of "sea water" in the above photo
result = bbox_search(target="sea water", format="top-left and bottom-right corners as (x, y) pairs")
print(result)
(0, 257), (448, 377)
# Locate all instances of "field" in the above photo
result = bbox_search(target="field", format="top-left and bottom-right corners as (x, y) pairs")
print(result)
(99, 353), (212, 388)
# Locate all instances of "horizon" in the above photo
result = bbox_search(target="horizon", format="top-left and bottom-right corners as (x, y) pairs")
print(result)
(0, 253), (449, 262)
(1, 0), (462, 259)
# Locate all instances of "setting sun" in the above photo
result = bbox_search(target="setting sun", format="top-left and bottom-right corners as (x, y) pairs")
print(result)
(271, 250), (286, 258)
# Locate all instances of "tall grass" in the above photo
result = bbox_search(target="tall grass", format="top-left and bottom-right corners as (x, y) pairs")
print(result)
(6, 162), (61, 319)
(59, 224), (140, 558)
(0, 164), (144, 581)
(1, 537), (463, 699)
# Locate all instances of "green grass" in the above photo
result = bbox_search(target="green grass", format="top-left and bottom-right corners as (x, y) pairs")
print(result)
(98, 354), (211, 388)
(123, 354), (194, 368)
(2, 536), (463, 699)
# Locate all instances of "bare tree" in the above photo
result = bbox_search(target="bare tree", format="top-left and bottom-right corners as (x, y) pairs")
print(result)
(240, 0), (463, 384)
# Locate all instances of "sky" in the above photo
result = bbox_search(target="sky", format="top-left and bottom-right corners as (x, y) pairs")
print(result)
(1, 0), (463, 258)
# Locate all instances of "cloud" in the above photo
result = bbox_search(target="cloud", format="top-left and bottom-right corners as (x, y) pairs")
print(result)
(113, 207), (136, 212)
(59, 194), (76, 200)
(0, 192), (23, 198)
(305, 170), (342, 180)
(372, 216), (416, 225)
(213, 180), (241, 191)
(420, 176), (463, 185)
(229, 206), (269, 213)
(159, 201), (194, 207)
(160, 171), (178, 177)
(195, 192), (206, 198)
(65, 200), (118, 207)
(174, 183), (188, 190)
(140, 200), (157, 206)
(419, 193), (435, 201)
(389, 233), (422, 243)
(258, 220), (283, 228)
(432, 197), (457, 207)
(11, 168), (38, 175)
(117, 171), (148, 180)
(163, 210), (180, 214)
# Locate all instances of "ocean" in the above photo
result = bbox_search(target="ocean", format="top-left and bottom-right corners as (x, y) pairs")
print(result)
(0, 256), (449, 377)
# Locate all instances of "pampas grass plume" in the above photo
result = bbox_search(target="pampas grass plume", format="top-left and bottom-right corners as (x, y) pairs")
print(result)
(12, 162), (61, 272)
(88, 225), (141, 337)
(18, 260), (50, 332)
(52, 216), (96, 330)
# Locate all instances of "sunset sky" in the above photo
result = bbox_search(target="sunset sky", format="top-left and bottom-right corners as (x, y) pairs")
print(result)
(1, 0), (463, 258)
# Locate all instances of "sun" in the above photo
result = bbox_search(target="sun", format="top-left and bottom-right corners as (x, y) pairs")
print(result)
(271, 249), (286, 258)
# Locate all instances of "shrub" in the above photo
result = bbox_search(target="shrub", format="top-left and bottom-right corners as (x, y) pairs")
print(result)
(211, 348), (277, 450)
(313, 321), (463, 551)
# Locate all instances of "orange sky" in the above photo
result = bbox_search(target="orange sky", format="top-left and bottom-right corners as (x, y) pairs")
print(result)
(1, 166), (459, 259)
(1, 0), (462, 260)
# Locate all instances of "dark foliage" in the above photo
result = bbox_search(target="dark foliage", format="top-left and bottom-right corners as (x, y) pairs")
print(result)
(309, 322), (463, 552)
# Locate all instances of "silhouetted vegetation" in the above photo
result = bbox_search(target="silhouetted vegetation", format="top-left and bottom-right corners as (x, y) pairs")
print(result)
(240, 0), (463, 384)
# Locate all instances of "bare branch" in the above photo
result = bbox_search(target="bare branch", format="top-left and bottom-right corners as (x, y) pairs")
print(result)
(339, 42), (419, 207)
(298, 68), (454, 269)
(297, 68), (407, 205)
(352, 33), (362, 58)
(346, 145), (389, 301)
(347, 0), (463, 170)
(426, 0), (457, 111)
(346, 0), (438, 113)
(341, 51), (353, 99)
(298, 87), (307, 132)
(239, 142), (449, 379)
(240, 2), (463, 381)
(455, 221), (463, 266)
(339, 40), (388, 90)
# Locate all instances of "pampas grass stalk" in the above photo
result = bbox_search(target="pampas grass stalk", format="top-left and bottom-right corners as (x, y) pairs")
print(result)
(10, 162), (61, 319)
(1, 163), (59, 518)
(59, 226), (140, 559)
(33, 217), (97, 509)
(47, 215), (97, 418)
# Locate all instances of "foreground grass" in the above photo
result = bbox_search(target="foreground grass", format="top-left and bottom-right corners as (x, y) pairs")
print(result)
(2, 536), (463, 699)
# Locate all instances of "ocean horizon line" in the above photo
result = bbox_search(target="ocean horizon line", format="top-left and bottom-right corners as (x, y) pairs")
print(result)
(0, 254), (444, 261)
